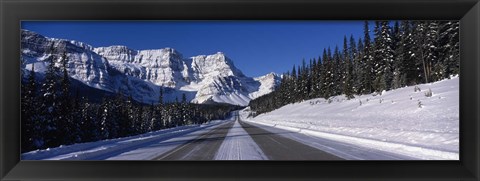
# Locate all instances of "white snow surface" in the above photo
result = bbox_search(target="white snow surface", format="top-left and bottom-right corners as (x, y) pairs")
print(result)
(243, 76), (459, 160)
(214, 120), (267, 160)
(22, 120), (229, 160)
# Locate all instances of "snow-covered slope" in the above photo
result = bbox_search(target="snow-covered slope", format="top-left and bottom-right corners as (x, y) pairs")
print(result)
(21, 29), (280, 105)
(249, 72), (281, 98)
(242, 76), (459, 160)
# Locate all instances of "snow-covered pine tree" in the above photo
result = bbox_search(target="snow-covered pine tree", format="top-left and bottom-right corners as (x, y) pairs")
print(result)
(321, 48), (332, 99)
(438, 21), (459, 77)
(290, 65), (298, 102)
(96, 97), (118, 139)
(38, 43), (61, 148)
(299, 59), (309, 100)
(333, 46), (344, 96)
(106, 95), (121, 139)
(126, 95), (136, 135)
(98, 98), (111, 139)
(361, 21), (373, 94)
(397, 21), (418, 86)
(148, 102), (157, 132)
(424, 21), (440, 83)
(343, 36), (355, 99)
(348, 35), (359, 94)
(372, 21), (395, 93)
(21, 65), (38, 152)
(309, 59), (316, 98)
(354, 38), (364, 95)
(171, 97), (180, 127)
(79, 97), (94, 142)
(315, 56), (325, 98)
(135, 102), (144, 133)
(181, 93), (191, 125)
(411, 21), (428, 84)
(70, 89), (82, 143)
(436, 21), (458, 81)
(57, 51), (75, 145)
(392, 21), (406, 89)
(306, 59), (313, 99)
(113, 92), (130, 137)
(153, 87), (164, 130)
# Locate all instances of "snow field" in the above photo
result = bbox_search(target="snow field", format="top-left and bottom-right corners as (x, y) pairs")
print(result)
(243, 76), (459, 160)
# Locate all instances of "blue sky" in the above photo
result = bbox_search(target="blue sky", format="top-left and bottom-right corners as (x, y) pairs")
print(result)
(22, 21), (367, 77)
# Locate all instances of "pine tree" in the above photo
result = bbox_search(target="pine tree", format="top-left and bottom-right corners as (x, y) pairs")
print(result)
(135, 103), (144, 133)
(295, 64), (301, 101)
(354, 38), (364, 95)
(440, 21), (459, 77)
(248, 20), (459, 116)
(98, 98), (111, 139)
(321, 48), (333, 99)
(411, 21), (428, 84)
(79, 96), (98, 142)
(315, 56), (324, 98)
(181, 93), (191, 125)
(432, 21), (448, 81)
(361, 21), (373, 94)
(290, 65), (297, 103)
(57, 51), (74, 145)
(38, 44), (60, 148)
(392, 21), (407, 89)
(114, 92), (130, 137)
(348, 35), (359, 94)
(154, 87), (164, 130)
(424, 21), (440, 83)
(70, 89), (82, 143)
(332, 46), (343, 96)
(372, 21), (394, 93)
(310, 58), (320, 98)
(21, 65), (38, 152)
(126, 95), (136, 135)
(397, 21), (418, 86)
(343, 36), (354, 99)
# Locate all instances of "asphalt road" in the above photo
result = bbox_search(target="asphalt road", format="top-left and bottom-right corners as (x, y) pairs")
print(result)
(154, 117), (343, 160)
(239, 121), (342, 160)
(155, 120), (235, 160)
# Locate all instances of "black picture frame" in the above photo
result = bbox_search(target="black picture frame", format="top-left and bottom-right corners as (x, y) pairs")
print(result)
(1, 0), (479, 180)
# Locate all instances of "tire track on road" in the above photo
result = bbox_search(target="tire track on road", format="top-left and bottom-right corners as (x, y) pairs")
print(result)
(155, 120), (235, 160)
(239, 120), (343, 160)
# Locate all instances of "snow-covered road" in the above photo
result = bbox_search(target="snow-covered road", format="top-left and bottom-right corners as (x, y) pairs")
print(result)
(23, 116), (411, 160)
(214, 120), (267, 160)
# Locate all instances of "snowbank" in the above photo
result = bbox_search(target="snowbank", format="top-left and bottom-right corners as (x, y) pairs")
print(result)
(242, 76), (459, 160)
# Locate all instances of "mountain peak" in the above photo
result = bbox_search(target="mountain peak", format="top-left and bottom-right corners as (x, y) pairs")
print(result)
(21, 30), (280, 106)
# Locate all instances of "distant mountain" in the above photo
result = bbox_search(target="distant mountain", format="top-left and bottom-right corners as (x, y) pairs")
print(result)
(21, 29), (281, 106)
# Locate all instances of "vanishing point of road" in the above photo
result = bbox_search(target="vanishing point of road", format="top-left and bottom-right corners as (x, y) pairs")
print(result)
(154, 114), (342, 160)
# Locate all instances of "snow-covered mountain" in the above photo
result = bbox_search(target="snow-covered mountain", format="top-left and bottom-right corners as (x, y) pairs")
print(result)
(21, 29), (280, 106)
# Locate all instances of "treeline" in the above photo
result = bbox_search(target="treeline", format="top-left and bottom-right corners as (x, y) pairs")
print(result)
(250, 20), (459, 116)
(21, 46), (238, 153)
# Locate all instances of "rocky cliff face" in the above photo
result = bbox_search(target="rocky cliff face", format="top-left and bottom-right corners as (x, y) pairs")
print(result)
(21, 29), (280, 106)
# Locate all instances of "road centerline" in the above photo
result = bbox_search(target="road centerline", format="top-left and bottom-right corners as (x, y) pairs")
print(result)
(155, 120), (235, 160)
